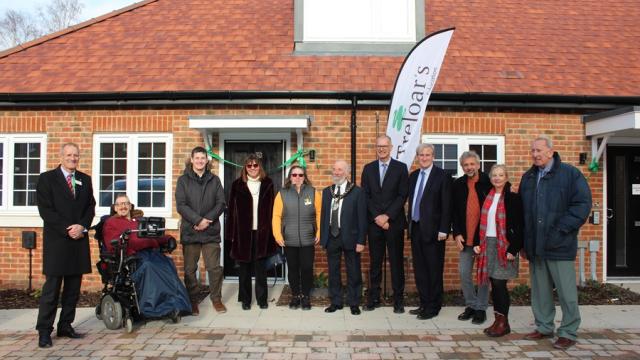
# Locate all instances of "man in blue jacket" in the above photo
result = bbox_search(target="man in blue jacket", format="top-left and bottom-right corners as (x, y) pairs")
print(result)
(519, 135), (591, 350)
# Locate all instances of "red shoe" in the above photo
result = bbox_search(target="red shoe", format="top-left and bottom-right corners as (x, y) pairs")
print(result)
(524, 330), (553, 340)
(553, 337), (576, 350)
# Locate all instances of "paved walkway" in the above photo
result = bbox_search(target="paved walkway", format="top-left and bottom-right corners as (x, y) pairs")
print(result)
(1, 284), (639, 359)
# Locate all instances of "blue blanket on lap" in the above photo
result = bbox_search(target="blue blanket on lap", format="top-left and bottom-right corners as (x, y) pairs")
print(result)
(131, 249), (191, 318)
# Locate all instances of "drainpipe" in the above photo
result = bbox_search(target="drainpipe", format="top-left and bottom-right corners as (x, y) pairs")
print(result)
(350, 96), (357, 183)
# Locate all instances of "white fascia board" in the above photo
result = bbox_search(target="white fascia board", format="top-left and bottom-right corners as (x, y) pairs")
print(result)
(189, 118), (309, 130)
(586, 110), (640, 137)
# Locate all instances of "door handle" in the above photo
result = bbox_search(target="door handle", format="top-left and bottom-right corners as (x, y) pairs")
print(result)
(607, 208), (614, 219)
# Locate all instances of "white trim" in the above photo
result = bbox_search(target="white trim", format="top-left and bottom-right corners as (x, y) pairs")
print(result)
(189, 118), (309, 130)
(585, 109), (640, 137)
(0, 133), (47, 215)
(92, 133), (173, 217)
(420, 134), (505, 177)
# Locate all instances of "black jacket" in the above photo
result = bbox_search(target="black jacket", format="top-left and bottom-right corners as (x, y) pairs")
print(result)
(175, 166), (226, 244)
(360, 157), (409, 230)
(479, 183), (524, 256)
(407, 165), (452, 242)
(451, 171), (492, 247)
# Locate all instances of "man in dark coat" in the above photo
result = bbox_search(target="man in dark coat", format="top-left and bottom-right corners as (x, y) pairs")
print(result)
(320, 160), (367, 315)
(451, 151), (492, 324)
(407, 143), (452, 320)
(35, 143), (96, 348)
(176, 146), (226, 315)
(519, 135), (591, 350)
(360, 135), (409, 313)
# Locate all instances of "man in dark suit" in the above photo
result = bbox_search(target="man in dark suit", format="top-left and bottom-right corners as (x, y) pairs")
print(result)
(407, 143), (452, 320)
(361, 135), (409, 313)
(320, 160), (367, 315)
(35, 143), (96, 348)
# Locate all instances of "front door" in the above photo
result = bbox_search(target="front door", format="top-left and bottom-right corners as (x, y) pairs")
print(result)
(606, 146), (640, 277)
(222, 140), (285, 279)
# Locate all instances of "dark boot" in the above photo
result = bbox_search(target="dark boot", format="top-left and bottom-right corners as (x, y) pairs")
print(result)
(289, 295), (301, 309)
(483, 314), (499, 334)
(487, 312), (510, 337)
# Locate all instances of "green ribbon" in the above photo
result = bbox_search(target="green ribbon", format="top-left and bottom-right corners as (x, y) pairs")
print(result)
(206, 147), (242, 168)
(588, 159), (599, 172)
(277, 149), (307, 169)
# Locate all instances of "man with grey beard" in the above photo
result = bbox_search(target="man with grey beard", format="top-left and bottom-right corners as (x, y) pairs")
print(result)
(320, 160), (367, 315)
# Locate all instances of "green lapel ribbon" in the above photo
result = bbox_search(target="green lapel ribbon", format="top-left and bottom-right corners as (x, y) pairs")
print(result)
(588, 159), (599, 172)
(206, 147), (242, 168)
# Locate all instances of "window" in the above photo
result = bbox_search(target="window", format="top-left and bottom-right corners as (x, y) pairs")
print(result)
(421, 135), (505, 178)
(294, 0), (424, 54)
(93, 134), (172, 216)
(0, 134), (47, 212)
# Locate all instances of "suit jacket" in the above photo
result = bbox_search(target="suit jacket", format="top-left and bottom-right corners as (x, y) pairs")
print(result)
(360, 158), (409, 230)
(407, 165), (452, 243)
(36, 165), (96, 276)
(320, 183), (367, 250)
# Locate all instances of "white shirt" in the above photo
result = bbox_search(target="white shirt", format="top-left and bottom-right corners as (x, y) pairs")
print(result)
(485, 192), (501, 237)
(330, 181), (348, 228)
(247, 176), (261, 230)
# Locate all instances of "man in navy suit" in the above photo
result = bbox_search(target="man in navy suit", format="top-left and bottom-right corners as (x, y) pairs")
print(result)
(361, 135), (409, 313)
(407, 143), (452, 320)
(320, 160), (367, 315)
(35, 143), (96, 347)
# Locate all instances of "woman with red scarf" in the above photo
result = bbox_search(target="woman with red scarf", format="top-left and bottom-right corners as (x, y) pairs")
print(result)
(473, 164), (523, 337)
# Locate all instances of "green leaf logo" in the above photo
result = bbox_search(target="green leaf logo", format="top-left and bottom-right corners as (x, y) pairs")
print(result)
(392, 106), (405, 131)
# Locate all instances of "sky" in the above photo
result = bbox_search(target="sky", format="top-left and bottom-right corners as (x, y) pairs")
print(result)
(0, 0), (140, 22)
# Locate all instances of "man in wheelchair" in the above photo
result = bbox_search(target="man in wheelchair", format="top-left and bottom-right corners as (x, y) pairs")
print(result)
(95, 194), (191, 332)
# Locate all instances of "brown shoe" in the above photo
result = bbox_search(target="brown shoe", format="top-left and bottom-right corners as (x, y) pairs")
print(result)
(524, 330), (553, 340)
(191, 301), (200, 316)
(213, 301), (227, 313)
(486, 312), (510, 337)
(484, 312), (500, 334)
(553, 337), (576, 350)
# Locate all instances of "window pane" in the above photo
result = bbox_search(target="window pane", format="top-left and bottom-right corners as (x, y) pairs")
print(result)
(444, 161), (457, 170)
(483, 161), (497, 172)
(100, 143), (113, 157)
(28, 143), (40, 157)
(13, 191), (26, 206)
(14, 143), (28, 157)
(100, 159), (113, 174)
(434, 144), (443, 159)
(14, 159), (27, 174)
(152, 192), (165, 207)
(444, 144), (457, 159)
(100, 176), (113, 191)
(153, 143), (166, 157)
(114, 159), (127, 174)
(114, 143), (127, 157)
(14, 175), (26, 189)
(139, 143), (152, 158)
(469, 144), (482, 157)
(152, 159), (165, 174)
(152, 177), (165, 191)
(138, 192), (151, 207)
(28, 159), (39, 174)
(484, 145), (497, 160)
(138, 159), (151, 174)
(27, 191), (37, 206)
(99, 192), (113, 207)
(28, 175), (38, 190)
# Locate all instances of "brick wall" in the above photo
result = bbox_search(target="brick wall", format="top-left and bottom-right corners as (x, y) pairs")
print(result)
(0, 105), (603, 291)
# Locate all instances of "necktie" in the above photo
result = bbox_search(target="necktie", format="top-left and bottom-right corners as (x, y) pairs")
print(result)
(380, 163), (388, 184)
(66, 174), (75, 197)
(330, 187), (341, 237)
(412, 171), (426, 221)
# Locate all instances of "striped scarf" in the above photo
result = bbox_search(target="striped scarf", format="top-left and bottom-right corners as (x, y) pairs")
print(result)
(476, 188), (509, 285)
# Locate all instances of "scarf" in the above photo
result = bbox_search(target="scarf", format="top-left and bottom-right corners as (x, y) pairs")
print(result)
(476, 188), (509, 285)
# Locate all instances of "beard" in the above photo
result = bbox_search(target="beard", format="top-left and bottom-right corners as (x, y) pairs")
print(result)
(332, 176), (347, 185)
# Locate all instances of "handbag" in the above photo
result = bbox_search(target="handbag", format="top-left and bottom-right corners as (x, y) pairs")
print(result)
(264, 246), (286, 270)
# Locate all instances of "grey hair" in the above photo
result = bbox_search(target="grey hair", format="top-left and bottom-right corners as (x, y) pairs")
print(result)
(533, 135), (553, 149)
(489, 164), (509, 179)
(376, 134), (392, 145)
(60, 142), (79, 155)
(459, 150), (480, 165)
(416, 143), (435, 155)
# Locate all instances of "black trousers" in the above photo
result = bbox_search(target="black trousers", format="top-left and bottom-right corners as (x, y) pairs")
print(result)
(326, 233), (362, 306)
(284, 245), (315, 297)
(410, 221), (445, 314)
(367, 224), (405, 304)
(35, 274), (83, 333)
(490, 278), (510, 315)
(237, 231), (267, 306)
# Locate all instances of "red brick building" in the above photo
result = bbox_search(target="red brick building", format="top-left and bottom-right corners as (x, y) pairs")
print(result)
(1, 0), (639, 291)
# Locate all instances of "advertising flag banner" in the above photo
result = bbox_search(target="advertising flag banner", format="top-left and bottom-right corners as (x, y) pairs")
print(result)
(386, 28), (455, 168)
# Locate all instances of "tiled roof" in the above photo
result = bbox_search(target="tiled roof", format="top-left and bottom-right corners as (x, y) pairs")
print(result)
(0, 0), (638, 97)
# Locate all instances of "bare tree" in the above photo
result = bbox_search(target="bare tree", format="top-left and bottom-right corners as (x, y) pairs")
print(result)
(38, 0), (84, 34)
(0, 0), (84, 50)
(0, 10), (41, 49)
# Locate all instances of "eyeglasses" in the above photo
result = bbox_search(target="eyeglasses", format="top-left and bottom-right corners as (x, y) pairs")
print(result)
(115, 201), (130, 206)
(290, 173), (305, 178)
(246, 163), (259, 169)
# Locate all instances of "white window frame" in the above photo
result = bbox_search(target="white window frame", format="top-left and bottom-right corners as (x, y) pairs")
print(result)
(0, 134), (47, 214)
(421, 134), (505, 177)
(93, 133), (173, 217)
